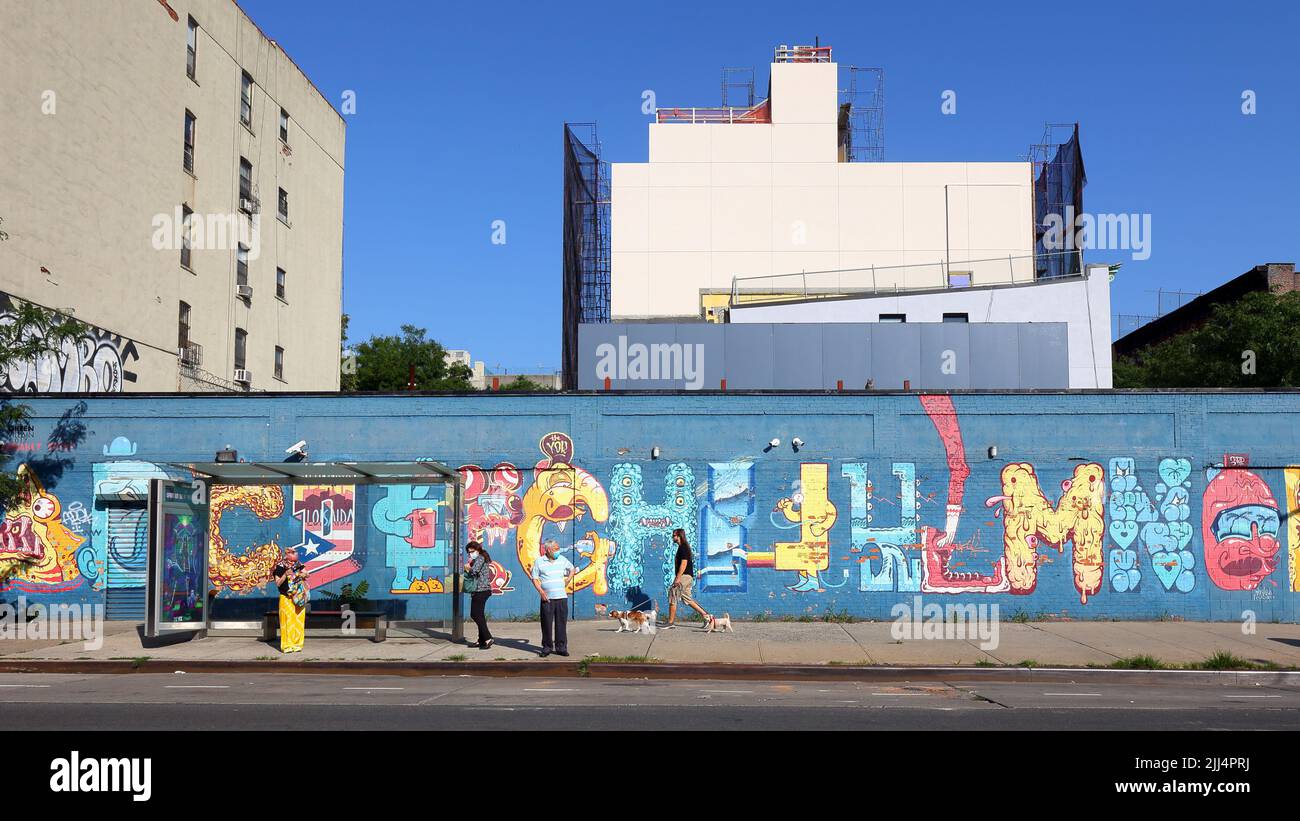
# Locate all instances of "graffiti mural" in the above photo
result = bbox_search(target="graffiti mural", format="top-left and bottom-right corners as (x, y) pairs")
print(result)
(750, 463), (847, 592)
(1286, 468), (1300, 594)
(697, 461), (756, 593)
(844, 463), (921, 592)
(371, 484), (449, 594)
(208, 484), (284, 593)
(0, 292), (140, 393)
(0, 464), (89, 591)
(606, 461), (693, 597)
(986, 462), (1106, 603)
(1106, 458), (1195, 594)
(515, 433), (612, 597)
(459, 463), (524, 548)
(1202, 466), (1280, 592)
(291, 485), (358, 587)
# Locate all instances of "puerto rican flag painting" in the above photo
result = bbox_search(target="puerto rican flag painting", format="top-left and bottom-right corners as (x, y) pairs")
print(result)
(293, 485), (358, 587)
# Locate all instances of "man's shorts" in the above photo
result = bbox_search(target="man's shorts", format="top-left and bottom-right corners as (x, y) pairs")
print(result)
(669, 575), (695, 604)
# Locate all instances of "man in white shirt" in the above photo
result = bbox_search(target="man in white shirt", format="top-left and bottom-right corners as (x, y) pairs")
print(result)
(531, 539), (574, 657)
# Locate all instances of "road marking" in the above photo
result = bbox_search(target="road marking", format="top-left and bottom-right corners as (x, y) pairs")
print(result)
(1043, 692), (1102, 696)
(870, 692), (927, 696)
(523, 688), (576, 692)
(1216, 691), (1279, 701)
(701, 690), (752, 694)
(0, 684), (50, 688)
(165, 685), (230, 689)
(342, 687), (405, 691)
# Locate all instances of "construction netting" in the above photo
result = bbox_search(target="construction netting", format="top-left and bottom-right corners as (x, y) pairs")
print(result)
(562, 124), (611, 389)
(1032, 123), (1087, 279)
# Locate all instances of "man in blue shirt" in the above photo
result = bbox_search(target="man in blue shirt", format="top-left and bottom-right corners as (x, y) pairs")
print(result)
(531, 539), (574, 657)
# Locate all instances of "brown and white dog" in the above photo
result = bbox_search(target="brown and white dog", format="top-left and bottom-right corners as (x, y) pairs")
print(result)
(608, 608), (657, 635)
(704, 613), (733, 633)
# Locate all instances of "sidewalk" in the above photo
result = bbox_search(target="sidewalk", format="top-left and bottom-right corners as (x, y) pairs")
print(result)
(2, 619), (1299, 670)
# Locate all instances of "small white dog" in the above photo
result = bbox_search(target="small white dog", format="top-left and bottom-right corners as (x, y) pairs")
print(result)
(609, 609), (657, 635)
(704, 612), (733, 633)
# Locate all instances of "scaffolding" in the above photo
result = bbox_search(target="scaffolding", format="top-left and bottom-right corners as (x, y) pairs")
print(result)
(561, 123), (610, 389)
(721, 67), (755, 108)
(839, 66), (884, 162)
(1029, 122), (1086, 279)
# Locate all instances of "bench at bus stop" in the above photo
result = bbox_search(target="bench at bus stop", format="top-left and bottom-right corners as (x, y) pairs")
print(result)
(262, 609), (388, 643)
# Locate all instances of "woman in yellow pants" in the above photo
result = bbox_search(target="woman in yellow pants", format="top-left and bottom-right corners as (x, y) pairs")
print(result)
(272, 548), (308, 653)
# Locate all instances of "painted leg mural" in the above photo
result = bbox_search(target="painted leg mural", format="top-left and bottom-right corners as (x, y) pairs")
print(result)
(517, 433), (612, 596)
(1203, 466), (1280, 592)
(986, 462), (1106, 603)
(916, 395), (1009, 594)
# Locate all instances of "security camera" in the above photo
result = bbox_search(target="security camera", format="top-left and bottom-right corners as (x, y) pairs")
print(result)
(285, 440), (308, 456)
(768, 438), (781, 449)
(792, 437), (804, 449)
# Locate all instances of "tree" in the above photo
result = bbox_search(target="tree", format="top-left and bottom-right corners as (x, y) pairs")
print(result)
(339, 313), (357, 392)
(497, 375), (556, 392)
(1114, 291), (1300, 388)
(351, 324), (474, 392)
(0, 301), (88, 579)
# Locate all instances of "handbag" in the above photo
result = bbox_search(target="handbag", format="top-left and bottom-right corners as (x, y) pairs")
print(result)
(290, 572), (310, 608)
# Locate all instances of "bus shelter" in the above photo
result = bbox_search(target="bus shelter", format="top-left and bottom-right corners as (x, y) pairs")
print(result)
(144, 460), (464, 641)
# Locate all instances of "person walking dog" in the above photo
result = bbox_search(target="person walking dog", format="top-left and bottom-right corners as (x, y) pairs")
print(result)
(531, 539), (573, 657)
(463, 540), (494, 649)
(662, 528), (712, 628)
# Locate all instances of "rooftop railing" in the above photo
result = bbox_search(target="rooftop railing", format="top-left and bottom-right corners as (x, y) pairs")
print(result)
(729, 249), (1087, 308)
(655, 99), (771, 124)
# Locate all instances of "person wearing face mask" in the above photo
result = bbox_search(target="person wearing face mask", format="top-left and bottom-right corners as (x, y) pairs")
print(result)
(462, 540), (495, 649)
(662, 528), (711, 629)
(530, 539), (574, 657)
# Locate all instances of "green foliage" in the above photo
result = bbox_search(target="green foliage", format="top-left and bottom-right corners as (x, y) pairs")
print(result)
(1115, 291), (1300, 387)
(321, 581), (370, 607)
(1110, 654), (1166, 669)
(339, 313), (357, 392)
(1193, 650), (1256, 670)
(0, 301), (88, 513)
(350, 324), (473, 392)
(498, 375), (556, 392)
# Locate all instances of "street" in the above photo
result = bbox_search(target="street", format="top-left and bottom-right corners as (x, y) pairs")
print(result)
(4, 672), (1300, 730)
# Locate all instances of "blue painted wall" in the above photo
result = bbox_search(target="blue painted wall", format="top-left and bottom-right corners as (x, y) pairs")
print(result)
(2, 391), (1297, 623)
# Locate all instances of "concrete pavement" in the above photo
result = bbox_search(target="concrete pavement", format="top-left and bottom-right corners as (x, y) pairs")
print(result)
(2, 619), (1300, 671)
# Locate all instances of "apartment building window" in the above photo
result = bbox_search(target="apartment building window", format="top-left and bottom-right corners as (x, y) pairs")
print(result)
(277, 187), (289, 223)
(879, 314), (906, 323)
(180, 206), (193, 269)
(236, 244), (249, 287)
(942, 312), (969, 323)
(183, 110), (196, 173)
(276, 267), (286, 300)
(274, 346), (284, 381)
(239, 157), (253, 206)
(186, 16), (197, 80)
(178, 302), (191, 349)
(240, 71), (253, 127)
(234, 328), (247, 371)
(279, 108), (289, 144)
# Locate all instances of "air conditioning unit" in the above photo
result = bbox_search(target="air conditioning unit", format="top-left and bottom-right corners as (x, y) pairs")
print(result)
(239, 196), (259, 214)
(236, 284), (253, 299)
(234, 369), (253, 384)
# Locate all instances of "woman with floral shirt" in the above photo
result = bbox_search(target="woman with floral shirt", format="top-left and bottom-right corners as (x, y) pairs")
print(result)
(463, 541), (495, 649)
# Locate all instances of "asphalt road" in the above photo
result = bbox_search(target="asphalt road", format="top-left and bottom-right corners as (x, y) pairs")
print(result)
(3, 672), (1300, 730)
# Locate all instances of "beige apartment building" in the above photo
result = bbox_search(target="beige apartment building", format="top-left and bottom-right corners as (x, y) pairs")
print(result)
(0, 0), (345, 392)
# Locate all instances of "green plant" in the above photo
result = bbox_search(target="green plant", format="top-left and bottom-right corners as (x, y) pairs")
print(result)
(1194, 650), (1255, 670)
(321, 581), (371, 608)
(820, 608), (855, 623)
(1110, 654), (1165, 670)
(974, 659), (997, 667)
(1017, 659), (1038, 668)
(752, 612), (770, 622)
(1009, 611), (1030, 624)
(509, 612), (541, 622)
(578, 655), (658, 677)
(446, 654), (468, 662)
(779, 614), (797, 622)
(796, 614), (816, 623)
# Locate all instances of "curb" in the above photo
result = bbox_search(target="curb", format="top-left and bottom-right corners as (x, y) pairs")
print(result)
(1, 658), (1297, 685)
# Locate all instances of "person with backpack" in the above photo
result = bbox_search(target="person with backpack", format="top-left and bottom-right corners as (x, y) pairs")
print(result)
(462, 540), (495, 649)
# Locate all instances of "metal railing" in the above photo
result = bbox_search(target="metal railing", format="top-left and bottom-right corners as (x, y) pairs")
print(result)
(656, 100), (770, 124)
(729, 249), (1086, 307)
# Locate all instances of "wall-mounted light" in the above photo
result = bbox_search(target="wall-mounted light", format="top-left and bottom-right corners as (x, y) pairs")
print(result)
(792, 437), (804, 452)
(215, 445), (238, 463)
(987, 445), (998, 459)
(768, 438), (781, 448)
(651, 446), (661, 460)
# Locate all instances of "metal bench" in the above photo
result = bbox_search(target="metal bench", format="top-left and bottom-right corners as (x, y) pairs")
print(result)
(263, 609), (387, 643)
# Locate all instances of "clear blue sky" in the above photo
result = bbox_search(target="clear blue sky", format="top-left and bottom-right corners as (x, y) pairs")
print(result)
(242, 0), (1299, 372)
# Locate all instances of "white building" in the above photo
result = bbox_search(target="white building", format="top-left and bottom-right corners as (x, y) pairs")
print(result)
(0, 0), (345, 392)
(611, 45), (1034, 322)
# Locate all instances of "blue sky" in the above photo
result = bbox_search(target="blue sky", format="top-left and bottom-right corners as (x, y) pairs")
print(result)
(241, 0), (1299, 372)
